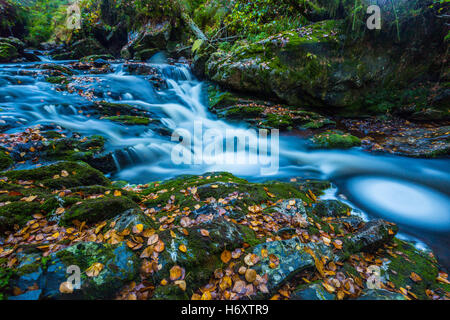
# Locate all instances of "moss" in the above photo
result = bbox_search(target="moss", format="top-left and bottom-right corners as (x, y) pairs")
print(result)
(263, 113), (294, 129)
(0, 42), (18, 62)
(312, 131), (361, 149)
(104, 115), (152, 125)
(39, 64), (74, 76)
(3, 161), (110, 189)
(80, 54), (114, 62)
(43, 135), (105, 163)
(225, 106), (264, 119)
(0, 149), (13, 171)
(237, 224), (264, 246)
(385, 239), (443, 300)
(93, 101), (147, 117)
(152, 284), (189, 300)
(61, 196), (139, 225)
(45, 76), (69, 85)
(0, 202), (43, 232)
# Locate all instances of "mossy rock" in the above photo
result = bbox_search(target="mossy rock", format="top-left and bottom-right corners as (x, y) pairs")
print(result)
(153, 219), (258, 292)
(61, 196), (139, 225)
(311, 131), (361, 149)
(151, 284), (189, 300)
(11, 242), (140, 300)
(382, 239), (448, 300)
(39, 63), (74, 76)
(3, 161), (110, 189)
(93, 101), (148, 117)
(80, 54), (114, 62)
(45, 76), (69, 85)
(308, 200), (351, 218)
(0, 42), (18, 62)
(0, 149), (13, 171)
(225, 106), (264, 119)
(0, 202), (44, 233)
(104, 116), (152, 125)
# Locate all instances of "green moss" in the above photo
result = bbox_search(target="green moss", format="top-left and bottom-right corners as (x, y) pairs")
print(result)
(80, 54), (114, 62)
(312, 131), (361, 149)
(43, 135), (105, 163)
(0, 149), (13, 171)
(152, 284), (189, 300)
(0, 202), (43, 232)
(385, 239), (443, 300)
(263, 113), (293, 129)
(39, 63), (74, 76)
(45, 76), (69, 85)
(3, 161), (110, 189)
(225, 106), (264, 119)
(0, 42), (18, 62)
(62, 195), (139, 225)
(104, 115), (152, 125)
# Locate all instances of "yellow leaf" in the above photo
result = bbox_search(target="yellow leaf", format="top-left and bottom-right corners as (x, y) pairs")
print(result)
(59, 282), (74, 294)
(133, 224), (144, 234)
(179, 244), (187, 253)
(245, 269), (257, 283)
(55, 207), (65, 215)
(170, 265), (184, 281)
(221, 250), (231, 264)
(200, 229), (210, 237)
(114, 190), (122, 197)
(86, 262), (104, 277)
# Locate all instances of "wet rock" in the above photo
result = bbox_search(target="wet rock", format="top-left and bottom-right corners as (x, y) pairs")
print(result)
(343, 220), (398, 254)
(121, 21), (172, 60)
(108, 208), (157, 232)
(248, 238), (335, 295)
(336, 216), (365, 232)
(0, 41), (18, 62)
(357, 289), (406, 300)
(8, 289), (42, 300)
(61, 196), (139, 226)
(379, 126), (450, 158)
(123, 62), (160, 76)
(308, 200), (351, 218)
(2, 161), (110, 189)
(311, 131), (361, 149)
(52, 38), (108, 60)
(272, 198), (307, 218)
(38, 63), (74, 76)
(290, 282), (335, 300)
(11, 242), (140, 300)
(152, 218), (257, 291)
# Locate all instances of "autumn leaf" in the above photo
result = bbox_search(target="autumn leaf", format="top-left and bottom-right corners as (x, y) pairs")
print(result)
(133, 224), (144, 234)
(221, 250), (231, 264)
(410, 272), (422, 282)
(179, 244), (187, 253)
(154, 240), (165, 253)
(175, 280), (186, 291)
(59, 281), (74, 294)
(170, 265), (184, 281)
(114, 190), (122, 197)
(86, 262), (104, 277)
(147, 234), (159, 246)
(140, 246), (153, 258)
(200, 229), (210, 237)
(55, 207), (65, 215)
(245, 269), (257, 283)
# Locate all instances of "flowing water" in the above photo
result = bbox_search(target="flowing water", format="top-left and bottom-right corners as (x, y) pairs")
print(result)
(1, 56), (449, 268)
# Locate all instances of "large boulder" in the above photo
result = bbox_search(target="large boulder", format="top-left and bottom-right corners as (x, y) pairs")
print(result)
(10, 242), (140, 300)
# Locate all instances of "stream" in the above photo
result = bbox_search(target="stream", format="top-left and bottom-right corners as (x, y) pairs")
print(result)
(1, 56), (449, 268)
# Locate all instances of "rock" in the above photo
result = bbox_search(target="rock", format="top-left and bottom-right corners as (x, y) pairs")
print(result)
(0, 41), (18, 62)
(0, 148), (13, 171)
(11, 242), (140, 300)
(357, 289), (406, 300)
(152, 218), (258, 291)
(247, 238), (335, 296)
(108, 208), (157, 232)
(311, 131), (361, 149)
(8, 290), (42, 300)
(272, 199), (307, 218)
(343, 220), (398, 254)
(121, 21), (172, 60)
(93, 59), (109, 68)
(2, 161), (110, 189)
(379, 126), (450, 158)
(52, 38), (108, 60)
(0, 37), (25, 53)
(290, 282), (335, 300)
(309, 200), (351, 218)
(61, 196), (139, 225)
